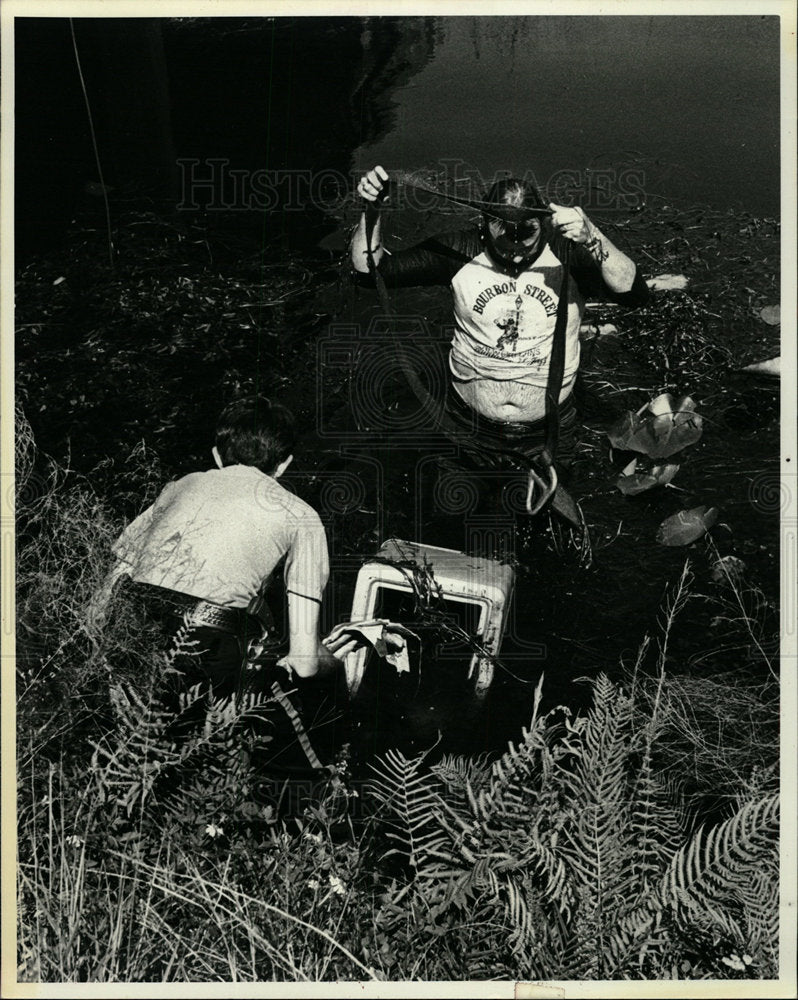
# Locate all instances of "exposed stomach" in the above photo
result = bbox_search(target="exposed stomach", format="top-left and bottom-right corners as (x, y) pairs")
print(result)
(452, 374), (575, 422)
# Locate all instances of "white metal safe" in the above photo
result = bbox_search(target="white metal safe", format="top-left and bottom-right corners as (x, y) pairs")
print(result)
(345, 538), (515, 698)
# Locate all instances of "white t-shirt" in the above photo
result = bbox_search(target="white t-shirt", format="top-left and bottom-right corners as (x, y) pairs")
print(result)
(113, 464), (329, 609)
(449, 244), (585, 387)
(363, 227), (648, 390)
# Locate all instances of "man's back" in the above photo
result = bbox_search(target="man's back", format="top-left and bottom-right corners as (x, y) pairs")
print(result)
(114, 464), (328, 609)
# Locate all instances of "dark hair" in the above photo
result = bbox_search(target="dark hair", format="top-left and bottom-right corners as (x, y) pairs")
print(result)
(482, 176), (548, 215)
(215, 396), (296, 474)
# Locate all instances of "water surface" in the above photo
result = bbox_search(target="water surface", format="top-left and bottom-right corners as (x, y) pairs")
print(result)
(354, 16), (780, 217)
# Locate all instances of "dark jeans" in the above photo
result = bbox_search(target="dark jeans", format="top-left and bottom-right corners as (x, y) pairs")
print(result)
(159, 624), (270, 740)
(123, 581), (349, 773)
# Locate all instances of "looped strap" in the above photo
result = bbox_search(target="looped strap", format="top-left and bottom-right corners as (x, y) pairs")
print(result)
(525, 452), (559, 516)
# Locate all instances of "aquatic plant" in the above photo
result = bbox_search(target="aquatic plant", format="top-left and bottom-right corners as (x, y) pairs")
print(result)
(616, 457), (680, 496)
(15, 211), (326, 479)
(608, 393), (703, 460)
(656, 505), (719, 546)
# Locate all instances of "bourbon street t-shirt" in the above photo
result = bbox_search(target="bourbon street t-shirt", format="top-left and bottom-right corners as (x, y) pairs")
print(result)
(449, 241), (586, 386)
(355, 226), (649, 389)
(113, 464), (329, 609)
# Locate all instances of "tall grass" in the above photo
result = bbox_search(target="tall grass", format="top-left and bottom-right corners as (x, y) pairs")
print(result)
(623, 558), (779, 815)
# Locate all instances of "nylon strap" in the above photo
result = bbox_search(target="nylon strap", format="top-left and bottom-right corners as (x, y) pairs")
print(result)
(542, 238), (571, 467)
(389, 177), (553, 224)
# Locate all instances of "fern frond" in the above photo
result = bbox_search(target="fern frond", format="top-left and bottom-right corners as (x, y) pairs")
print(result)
(737, 850), (780, 962)
(609, 792), (780, 968)
(367, 747), (448, 871)
(431, 751), (493, 796)
(630, 745), (684, 886)
(661, 792), (779, 936)
(91, 682), (180, 815)
(503, 874), (543, 957)
(472, 711), (550, 824)
(559, 675), (635, 908)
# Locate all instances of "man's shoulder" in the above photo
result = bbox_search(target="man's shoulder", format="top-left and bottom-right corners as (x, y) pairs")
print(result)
(158, 468), (238, 502)
(255, 475), (324, 528)
(150, 471), (200, 505)
(166, 467), (321, 526)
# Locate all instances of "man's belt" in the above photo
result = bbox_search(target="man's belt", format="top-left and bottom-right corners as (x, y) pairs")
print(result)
(132, 582), (264, 637)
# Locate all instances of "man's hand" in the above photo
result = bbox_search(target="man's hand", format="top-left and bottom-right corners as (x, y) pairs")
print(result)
(357, 165), (389, 205)
(322, 630), (361, 660)
(548, 202), (595, 244)
(322, 620), (416, 664)
(550, 201), (638, 292)
(351, 166), (388, 272)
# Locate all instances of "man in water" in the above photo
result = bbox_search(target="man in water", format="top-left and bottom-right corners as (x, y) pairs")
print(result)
(350, 165), (650, 503)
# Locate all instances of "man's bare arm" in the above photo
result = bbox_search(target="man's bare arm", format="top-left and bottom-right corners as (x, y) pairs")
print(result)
(549, 201), (638, 294)
(283, 590), (323, 677)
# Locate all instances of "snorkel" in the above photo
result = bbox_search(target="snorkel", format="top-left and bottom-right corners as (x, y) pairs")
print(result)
(376, 173), (553, 273)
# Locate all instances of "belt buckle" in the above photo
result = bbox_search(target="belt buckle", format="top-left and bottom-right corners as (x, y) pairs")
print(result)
(188, 601), (223, 629)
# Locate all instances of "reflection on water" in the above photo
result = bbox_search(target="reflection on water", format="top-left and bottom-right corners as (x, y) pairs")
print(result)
(352, 17), (439, 142)
(353, 15), (779, 217)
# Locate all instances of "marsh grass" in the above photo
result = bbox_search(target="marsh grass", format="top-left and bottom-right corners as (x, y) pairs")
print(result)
(16, 407), (165, 778)
(624, 557), (779, 817)
(16, 763), (376, 982)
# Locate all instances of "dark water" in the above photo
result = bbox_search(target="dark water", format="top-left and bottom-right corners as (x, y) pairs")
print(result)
(353, 16), (780, 217)
(320, 15), (782, 762)
(15, 15), (779, 260)
(315, 298), (780, 766)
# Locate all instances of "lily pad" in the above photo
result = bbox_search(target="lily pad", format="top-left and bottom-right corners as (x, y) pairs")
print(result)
(758, 304), (780, 325)
(656, 505), (718, 546)
(710, 555), (747, 586)
(616, 458), (681, 496)
(607, 393), (702, 459)
(742, 356), (780, 377)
